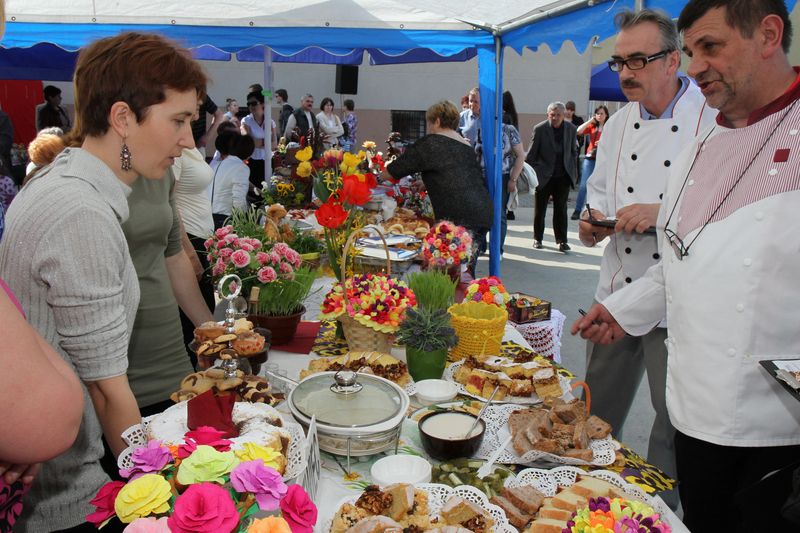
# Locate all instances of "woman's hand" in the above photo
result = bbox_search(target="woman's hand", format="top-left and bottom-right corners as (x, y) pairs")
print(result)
(507, 179), (517, 193)
(1, 462), (41, 485)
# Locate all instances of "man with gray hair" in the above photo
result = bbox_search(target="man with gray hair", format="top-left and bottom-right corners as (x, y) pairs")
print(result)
(526, 101), (579, 252)
(575, 8), (715, 508)
(283, 93), (318, 141)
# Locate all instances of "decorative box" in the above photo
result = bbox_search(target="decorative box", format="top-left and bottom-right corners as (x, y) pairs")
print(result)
(506, 293), (551, 324)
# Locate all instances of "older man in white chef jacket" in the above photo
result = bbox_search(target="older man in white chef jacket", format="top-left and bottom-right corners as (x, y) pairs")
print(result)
(573, 1), (800, 531)
(576, 8), (715, 508)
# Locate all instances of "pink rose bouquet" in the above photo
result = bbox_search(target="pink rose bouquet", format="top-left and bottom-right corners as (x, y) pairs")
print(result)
(421, 221), (473, 268)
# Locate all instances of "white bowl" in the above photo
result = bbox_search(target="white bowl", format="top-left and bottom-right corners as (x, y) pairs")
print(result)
(371, 454), (432, 486)
(415, 379), (458, 405)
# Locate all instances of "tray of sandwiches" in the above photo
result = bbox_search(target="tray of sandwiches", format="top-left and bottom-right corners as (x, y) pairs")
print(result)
(328, 483), (516, 533)
(446, 356), (571, 405)
(494, 466), (673, 532)
(480, 399), (617, 467)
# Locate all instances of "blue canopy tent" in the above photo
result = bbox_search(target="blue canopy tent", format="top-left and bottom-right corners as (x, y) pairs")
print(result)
(590, 62), (628, 102)
(8, 0), (790, 273)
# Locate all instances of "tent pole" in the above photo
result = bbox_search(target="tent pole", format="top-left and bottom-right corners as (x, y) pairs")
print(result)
(488, 33), (503, 277)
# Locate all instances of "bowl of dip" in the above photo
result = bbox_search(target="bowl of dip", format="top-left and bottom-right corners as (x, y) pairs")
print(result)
(417, 410), (486, 460)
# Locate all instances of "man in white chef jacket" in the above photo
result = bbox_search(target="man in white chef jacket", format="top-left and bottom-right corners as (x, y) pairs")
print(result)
(576, 8), (715, 508)
(573, 1), (800, 531)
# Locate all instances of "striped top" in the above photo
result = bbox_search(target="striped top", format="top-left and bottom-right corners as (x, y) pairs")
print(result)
(0, 148), (140, 532)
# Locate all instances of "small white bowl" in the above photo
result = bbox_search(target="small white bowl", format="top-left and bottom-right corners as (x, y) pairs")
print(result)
(371, 454), (432, 486)
(415, 379), (458, 405)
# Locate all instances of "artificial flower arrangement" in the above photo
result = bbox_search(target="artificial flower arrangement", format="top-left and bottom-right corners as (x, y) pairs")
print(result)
(465, 276), (511, 307)
(311, 147), (378, 281)
(205, 226), (315, 316)
(421, 221), (473, 269)
(319, 272), (417, 333)
(86, 427), (317, 533)
(565, 496), (672, 533)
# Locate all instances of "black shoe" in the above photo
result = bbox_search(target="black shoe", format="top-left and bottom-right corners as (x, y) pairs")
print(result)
(570, 212), (580, 220)
(506, 210), (516, 220)
(534, 240), (543, 249)
(559, 242), (571, 252)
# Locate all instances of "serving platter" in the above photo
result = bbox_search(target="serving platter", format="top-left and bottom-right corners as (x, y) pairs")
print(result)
(443, 360), (573, 405)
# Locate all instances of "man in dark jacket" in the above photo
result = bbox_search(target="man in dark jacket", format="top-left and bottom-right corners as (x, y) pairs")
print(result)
(283, 94), (318, 142)
(526, 101), (579, 252)
(275, 89), (293, 138)
(35, 85), (71, 133)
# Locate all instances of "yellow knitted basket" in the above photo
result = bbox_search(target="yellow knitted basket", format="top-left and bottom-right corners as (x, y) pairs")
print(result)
(448, 301), (508, 361)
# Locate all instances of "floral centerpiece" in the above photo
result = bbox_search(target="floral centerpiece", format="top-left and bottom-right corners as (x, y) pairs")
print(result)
(464, 276), (511, 307)
(311, 147), (378, 281)
(86, 427), (317, 533)
(265, 143), (317, 207)
(421, 221), (473, 276)
(565, 496), (672, 533)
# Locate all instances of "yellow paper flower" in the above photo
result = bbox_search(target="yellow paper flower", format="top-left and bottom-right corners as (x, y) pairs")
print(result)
(247, 516), (292, 533)
(176, 445), (239, 485)
(113, 474), (172, 523)
(235, 443), (283, 470)
(295, 146), (313, 162)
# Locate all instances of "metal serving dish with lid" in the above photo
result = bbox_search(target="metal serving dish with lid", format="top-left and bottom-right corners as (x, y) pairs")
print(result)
(287, 370), (410, 470)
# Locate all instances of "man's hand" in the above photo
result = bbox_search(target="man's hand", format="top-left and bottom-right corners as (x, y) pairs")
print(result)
(570, 304), (625, 344)
(616, 203), (659, 234)
(578, 209), (615, 246)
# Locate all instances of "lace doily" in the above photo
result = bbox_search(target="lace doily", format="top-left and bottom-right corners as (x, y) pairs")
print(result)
(510, 309), (566, 363)
(443, 360), (573, 405)
(118, 413), (308, 481)
(466, 403), (616, 467)
(508, 466), (672, 524)
(325, 484), (516, 533)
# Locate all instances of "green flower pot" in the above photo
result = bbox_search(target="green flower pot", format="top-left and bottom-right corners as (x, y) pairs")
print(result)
(406, 347), (448, 382)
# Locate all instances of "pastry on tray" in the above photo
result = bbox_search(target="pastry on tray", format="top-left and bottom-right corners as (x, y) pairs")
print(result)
(192, 319), (267, 358)
(453, 355), (561, 401)
(301, 351), (411, 386)
(330, 484), (430, 533)
(170, 370), (285, 406)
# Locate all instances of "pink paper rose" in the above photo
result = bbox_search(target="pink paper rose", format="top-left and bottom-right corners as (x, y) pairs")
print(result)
(231, 249), (251, 268)
(230, 461), (287, 511)
(120, 440), (173, 480)
(279, 485), (317, 533)
(167, 483), (238, 533)
(179, 426), (232, 458)
(86, 480), (125, 526)
(122, 516), (171, 532)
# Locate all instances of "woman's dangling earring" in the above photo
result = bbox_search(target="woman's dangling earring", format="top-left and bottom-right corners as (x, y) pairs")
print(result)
(120, 140), (132, 171)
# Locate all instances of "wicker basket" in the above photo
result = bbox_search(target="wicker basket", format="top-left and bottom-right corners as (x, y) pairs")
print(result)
(337, 314), (393, 353)
(448, 301), (508, 361)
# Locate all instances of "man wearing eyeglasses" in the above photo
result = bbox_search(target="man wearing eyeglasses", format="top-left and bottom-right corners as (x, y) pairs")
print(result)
(576, 8), (716, 510)
(574, 1), (800, 530)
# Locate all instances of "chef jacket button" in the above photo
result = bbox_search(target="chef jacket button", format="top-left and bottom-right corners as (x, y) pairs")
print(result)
(727, 348), (737, 357)
(631, 153), (638, 161)
(659, 193), (663, 200)
(736, 303), (744, 312)
(755, 212), (765, 221)
(653, 253), (660, 260)
(625, 247), (632, 254)
(634, 122), (640, 129)
(768, 168), (778, 176)
(664, 160), (671, 167)
(625, 276), (632, 283)
(671, 125), (679, 132)
(743, 257), (753, 267)
(627, 186), (634, 193)
(790, 129), (799, 135)
(688, 179), (695, 186)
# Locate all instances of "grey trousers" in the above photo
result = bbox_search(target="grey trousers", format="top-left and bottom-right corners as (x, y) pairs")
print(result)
(584, 327), (679, 509)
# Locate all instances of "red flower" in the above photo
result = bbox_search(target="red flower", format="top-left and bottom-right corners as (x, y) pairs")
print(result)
(342, 174), (373, 206)
(317, 197), (349, 229)
(279, 485), (318, 533)
(86, 480), (125, 526)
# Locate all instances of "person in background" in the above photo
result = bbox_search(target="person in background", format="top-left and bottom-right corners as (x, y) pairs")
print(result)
(460, 94), (470, 111)
(502, 91), (520, 221)
(0, 108), (12, 178)
(341, 98), (358, 152)
(35, 85), (72, 133)
(241, 90), (269, 191)
(572, 105), (609, 220)
(1, 280), (84, 532)
(527, 101), (579, 252)
(575, 1), (800, 529)
(209, 130), (254, 228)
(565, 100), (585, 212)
(316, 97), (344, 149)
(207, 120), (240, 166)
(458, 87), (481, 146)
(0, 31), (206, 532)
(25, 127), (64, 177)
(275, 88), (293, 138)
(284, 93), (318, 144)
(191, 94), (224, 161)
(222, 98), (240, 129)
(382, 100), (493, 277)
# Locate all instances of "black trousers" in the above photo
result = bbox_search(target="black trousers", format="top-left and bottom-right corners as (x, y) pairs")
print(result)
(675, 430), (800, 532)
(533, 176), (571, 243)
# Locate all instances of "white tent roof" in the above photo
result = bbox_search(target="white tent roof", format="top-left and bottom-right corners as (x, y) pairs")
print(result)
(6, 0), (579, 32)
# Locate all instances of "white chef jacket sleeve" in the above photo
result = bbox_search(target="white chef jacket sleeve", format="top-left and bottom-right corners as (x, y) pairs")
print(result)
(601, 259), (667, 336)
